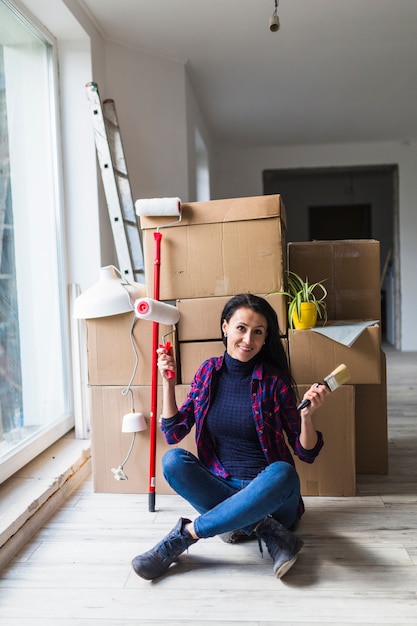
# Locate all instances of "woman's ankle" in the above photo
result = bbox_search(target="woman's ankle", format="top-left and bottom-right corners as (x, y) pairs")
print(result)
(186, 522), (199, 540)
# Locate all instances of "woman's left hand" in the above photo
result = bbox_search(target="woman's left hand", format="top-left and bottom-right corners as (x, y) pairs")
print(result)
(300, 382), (331, 415)
(298, 382), (330, 450)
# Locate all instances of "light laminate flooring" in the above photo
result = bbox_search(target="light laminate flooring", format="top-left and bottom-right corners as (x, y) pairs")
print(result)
(0, 345), (416, 625)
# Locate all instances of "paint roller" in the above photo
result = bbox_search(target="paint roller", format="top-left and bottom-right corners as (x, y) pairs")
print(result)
(135, 197), (181, 218)
(135, 197), (182, 512)
(135, 297), (180, 324)
(134, 298), (180, 380)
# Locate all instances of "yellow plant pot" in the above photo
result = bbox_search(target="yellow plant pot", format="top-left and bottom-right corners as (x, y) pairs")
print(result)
(292, 302), (318, 329)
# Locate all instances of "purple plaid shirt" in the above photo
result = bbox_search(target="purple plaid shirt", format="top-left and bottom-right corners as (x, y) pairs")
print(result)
(161, 355), (324, 517)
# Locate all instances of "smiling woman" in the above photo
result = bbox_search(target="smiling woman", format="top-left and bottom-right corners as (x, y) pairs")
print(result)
(131, 293), (329, 581)
(0, 0), (73, 483)
(221, 307), (267, 361)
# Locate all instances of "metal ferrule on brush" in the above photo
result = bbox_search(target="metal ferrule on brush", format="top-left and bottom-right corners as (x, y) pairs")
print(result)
(323, 371), (340, 392)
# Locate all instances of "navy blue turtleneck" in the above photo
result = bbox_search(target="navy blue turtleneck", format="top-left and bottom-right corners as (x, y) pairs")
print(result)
(204, 351), (268, 480)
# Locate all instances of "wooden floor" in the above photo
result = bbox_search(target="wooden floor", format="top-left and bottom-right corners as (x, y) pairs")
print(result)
(0, 345), (416, 625)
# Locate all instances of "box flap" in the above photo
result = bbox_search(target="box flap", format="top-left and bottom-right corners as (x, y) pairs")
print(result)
(311, 320), (380, 347)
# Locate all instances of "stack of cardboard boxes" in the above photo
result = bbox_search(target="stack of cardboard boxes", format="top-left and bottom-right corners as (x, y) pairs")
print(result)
(86, 195), (387, 498)
(86, 313), (195, 494)
(288, 241), (388, 484)
(140, 195), (289, 384)
(86, 195), (287, 494)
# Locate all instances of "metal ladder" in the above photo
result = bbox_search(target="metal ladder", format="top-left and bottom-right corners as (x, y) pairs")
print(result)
(85, 81), (145, 284)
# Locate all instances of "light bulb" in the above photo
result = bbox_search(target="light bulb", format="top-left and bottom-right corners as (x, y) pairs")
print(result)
(269, 15), (280, 32)
(111, 466), (128, 480)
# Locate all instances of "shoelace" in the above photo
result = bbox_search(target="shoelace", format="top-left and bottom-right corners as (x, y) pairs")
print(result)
(157, 531), (184, 558)
(158, 525), (196, 559)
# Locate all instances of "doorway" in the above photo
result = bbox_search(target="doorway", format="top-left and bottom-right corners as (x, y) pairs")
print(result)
(262, 165), (400, 347)
(309, 203), (372, 240)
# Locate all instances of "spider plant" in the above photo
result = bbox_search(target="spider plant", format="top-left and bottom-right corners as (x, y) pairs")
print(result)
(279, 271), (328, 329)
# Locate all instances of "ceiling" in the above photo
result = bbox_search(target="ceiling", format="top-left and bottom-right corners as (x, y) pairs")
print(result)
(79, 0), (417, 149)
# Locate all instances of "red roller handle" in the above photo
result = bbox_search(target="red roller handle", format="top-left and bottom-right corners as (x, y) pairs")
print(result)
(149, 231), (163, 512)
(159, 341), (175, 379)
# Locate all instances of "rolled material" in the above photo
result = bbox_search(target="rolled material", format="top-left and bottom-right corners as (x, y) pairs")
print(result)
(135, 197), (181, 217)
(134, 297), (180, 325)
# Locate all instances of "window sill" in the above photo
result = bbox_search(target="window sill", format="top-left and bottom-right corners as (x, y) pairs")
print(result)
(0, 430), (91, 571)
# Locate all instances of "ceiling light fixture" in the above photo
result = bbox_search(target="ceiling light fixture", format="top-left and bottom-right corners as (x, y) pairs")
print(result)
(269, 0), (280, 32)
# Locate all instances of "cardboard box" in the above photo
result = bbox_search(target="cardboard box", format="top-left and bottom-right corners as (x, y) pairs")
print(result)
(288, 240), (381, 321)
(294, 384), (356, 496)
(140, 195), (286, 300)
(176, 293), (287, 342)
(355, 350), (388, 474)
(86, 312), (176, 386)
(288, 324), (382, 384)
(179, 340), (225, 384)
(89, 385), (195, 494)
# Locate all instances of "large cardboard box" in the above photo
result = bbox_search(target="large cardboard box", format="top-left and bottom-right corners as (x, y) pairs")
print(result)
(176, 292), (287, 342)
(86, 312), (176, 386)
(288, 240), (381, 321)
(355, 350), (388, 474)
(89, 385), (194, 494)
(294, 385), (356, 496)
(288, 324), (382, 384)
(140, 195), (286, 300)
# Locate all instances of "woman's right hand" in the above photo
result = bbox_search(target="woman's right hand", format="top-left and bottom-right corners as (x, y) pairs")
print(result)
(157, 346), (177, 381)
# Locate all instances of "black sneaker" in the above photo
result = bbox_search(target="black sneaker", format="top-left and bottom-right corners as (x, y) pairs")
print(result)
(131, 517), (198, 580)
(219, 530), (256, 544)
(256, 516), (304, 578)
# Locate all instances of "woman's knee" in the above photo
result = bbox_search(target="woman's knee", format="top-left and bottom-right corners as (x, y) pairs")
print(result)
(162, 447), (184, 474)
(267, 461), (300, 490)
(162, 448), (197, 479)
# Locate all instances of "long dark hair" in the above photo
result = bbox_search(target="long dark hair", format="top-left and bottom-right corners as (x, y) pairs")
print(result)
(220, 293), (291, 378)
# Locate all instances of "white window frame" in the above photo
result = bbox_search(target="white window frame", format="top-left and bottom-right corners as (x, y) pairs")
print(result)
(0, 0), (74, 484)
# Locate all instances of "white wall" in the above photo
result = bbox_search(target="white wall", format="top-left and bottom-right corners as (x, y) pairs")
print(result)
(214, 141), (417, 351)
(102, 41), (190, 204)
(185, 74), (214, 201)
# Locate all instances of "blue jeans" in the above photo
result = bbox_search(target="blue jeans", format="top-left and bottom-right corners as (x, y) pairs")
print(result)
(162, 448), (301, 539)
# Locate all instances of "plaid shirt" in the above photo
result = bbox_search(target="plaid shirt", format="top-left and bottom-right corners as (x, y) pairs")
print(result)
(161, 355), (324, 517)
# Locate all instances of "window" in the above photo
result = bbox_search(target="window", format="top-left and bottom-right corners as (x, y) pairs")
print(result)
(0, 0), (73, 483)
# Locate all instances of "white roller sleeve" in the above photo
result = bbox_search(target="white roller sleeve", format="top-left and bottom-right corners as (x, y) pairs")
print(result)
(135, 197), (181, 217)
(134, 298), (180, 324)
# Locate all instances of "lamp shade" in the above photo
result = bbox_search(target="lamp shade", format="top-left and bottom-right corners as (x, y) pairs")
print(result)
(73, 265), (147, 319)
(122, 411), (147, 433)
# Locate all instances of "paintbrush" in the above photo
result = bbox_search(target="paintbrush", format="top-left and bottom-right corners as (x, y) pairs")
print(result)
(297, 363), (351, 410)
